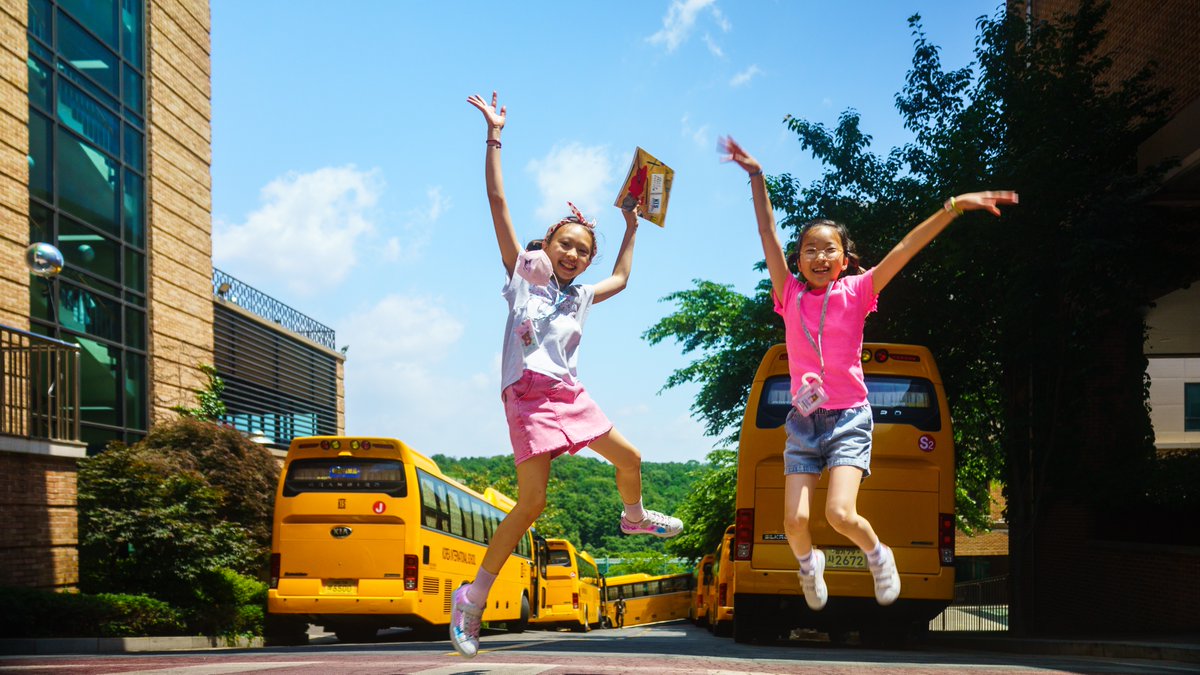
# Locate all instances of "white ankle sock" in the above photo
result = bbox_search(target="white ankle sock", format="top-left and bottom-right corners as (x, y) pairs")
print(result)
(867, 543), (887, 567)
(466, 568), (496, 607)
(797, 551), (814, 574)
(623, 500), (645, 522)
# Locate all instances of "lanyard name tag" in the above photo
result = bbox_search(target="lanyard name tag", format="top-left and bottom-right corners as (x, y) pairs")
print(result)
(515, 318), (538, 356)
(793, 372), (829, 416)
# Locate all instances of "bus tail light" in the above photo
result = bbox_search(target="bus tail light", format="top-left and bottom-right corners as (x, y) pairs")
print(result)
(404, 554), (419, 590)
(718, 583), (727, 607)
(939, 513), (955, 566)
(269, 553), (280, 589)
(734, 508), (754, 560)
(572, 593), (579, 609)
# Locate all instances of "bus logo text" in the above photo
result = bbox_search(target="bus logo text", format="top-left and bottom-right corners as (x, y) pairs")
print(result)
(443, 548), (476, 565)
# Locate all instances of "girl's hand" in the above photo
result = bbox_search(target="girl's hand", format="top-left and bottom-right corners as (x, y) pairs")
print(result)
(949, 191), (1019, 217)
(467, 91), (506, 131)
(718, 135), (763, 176)
(621, 203), (641, 227)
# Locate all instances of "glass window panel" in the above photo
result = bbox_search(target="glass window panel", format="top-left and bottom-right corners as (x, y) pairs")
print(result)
(57, 127), (119, 235)
(1186, 383), (1200, 432)
(57, 58), (121, 113)
(60, 216), (120, 285)
(123, 249), (145, 292)
(60, 0), (117, 49)
(29, 35), (54, 64)
(28, 0), (52, 45)
(124, 307), (144, 350)
(69, 335), (120, 427)
(124, 288), (145, 307)
(124, 107), (142, 130)
(29, 278), (53, 322)
(80, 424), (120, 455)
(57, 78), (120, 157)
(122, 64), (143, 116)
(28, 55), (51, 111)
(29, 201), (53, 243)
(58, 281), (121, 342)
(124, 351), (146, 430)
(60, 266), (119, 298)
(123, 124), (143, 171)
(28, 110), (53, 204)
(122, 169), (144, 246)
(57, 10), (119, 95)
(121, 0), (143, 68)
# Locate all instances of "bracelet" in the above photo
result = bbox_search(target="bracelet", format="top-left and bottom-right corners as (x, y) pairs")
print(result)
(748, 169), (763, 177)
(944, 196), (964, 215)
(486, 139), (501, 149)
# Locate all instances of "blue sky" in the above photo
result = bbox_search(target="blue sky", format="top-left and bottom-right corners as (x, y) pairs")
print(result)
(209, 1), (999, 464)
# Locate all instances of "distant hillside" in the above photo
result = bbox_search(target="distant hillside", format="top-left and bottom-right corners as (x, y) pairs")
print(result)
(433, 453), (701, 557)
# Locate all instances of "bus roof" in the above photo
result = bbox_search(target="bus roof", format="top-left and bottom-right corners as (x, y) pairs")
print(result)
(753, 343), (943, 384)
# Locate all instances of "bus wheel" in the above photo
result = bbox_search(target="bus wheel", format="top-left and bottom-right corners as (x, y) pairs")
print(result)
(508, 594), (531, 634)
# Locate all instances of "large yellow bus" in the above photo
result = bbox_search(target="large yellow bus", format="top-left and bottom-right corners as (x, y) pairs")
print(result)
(265, 436), (535, 644)
(689, 552), (714, 626)
(602, 572), (692, 628)
(705, 525), (735, 636)
(731, 343), (956, 644)
(529, 538), (603, 632)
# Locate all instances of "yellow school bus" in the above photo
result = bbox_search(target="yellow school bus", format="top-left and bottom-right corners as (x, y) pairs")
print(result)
(689, 552), (715, 626)
(602, 572), (692, 628)
(529, 538), (602, 631)
(265, 436), (534, 644)
(705, 525), (735, 636)
(731, 344), (956, 644)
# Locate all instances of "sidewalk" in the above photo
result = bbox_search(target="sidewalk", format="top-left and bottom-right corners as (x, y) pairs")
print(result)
(0, 635), (262, 655)
(925, 632), (1200, 664)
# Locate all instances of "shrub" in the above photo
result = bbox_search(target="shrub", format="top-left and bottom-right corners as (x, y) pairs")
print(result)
(0, 587), (184, 638)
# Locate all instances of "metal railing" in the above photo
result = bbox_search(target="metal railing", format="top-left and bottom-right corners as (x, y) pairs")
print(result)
(929, 575), (1009, 631)
(212, 269), (337, 350)
(1, 324), (81, 442)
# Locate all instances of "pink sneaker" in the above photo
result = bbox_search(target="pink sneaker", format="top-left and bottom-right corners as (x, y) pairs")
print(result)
(619, 509), (683, 538)
(449, 585), (483, 657)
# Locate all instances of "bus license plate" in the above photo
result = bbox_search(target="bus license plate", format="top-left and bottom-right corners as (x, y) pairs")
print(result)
(323, 579), (357, 595)
(824, 548), (867, 570)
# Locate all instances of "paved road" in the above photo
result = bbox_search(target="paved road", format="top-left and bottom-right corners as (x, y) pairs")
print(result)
(1, 622), (1194, 674)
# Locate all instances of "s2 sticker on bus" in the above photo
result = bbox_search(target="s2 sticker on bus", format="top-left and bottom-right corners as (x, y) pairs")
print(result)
(918, 435), (936, 452)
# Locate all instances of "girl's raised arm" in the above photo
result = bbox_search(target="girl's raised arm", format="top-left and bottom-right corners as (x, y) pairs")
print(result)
(720, 136), (790, 302)
(872, 191), (1018, 294)
(468, 91), (521, 276)
(593, 205), (640, 304)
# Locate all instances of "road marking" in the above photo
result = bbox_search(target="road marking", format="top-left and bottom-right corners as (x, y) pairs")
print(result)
(414, 665), (557, 675)
(108, 663), (318, 674)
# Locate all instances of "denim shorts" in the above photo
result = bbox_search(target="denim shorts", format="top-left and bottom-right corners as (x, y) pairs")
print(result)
(783, 404), (873, 478)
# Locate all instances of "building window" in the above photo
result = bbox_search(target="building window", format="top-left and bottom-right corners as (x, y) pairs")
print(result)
(1186, 383), (1200, 432)
(27, 0), (146, 453)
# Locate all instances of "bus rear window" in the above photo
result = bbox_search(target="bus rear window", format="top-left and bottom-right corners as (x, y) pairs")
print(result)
(547, 550), (572, 566)
(755, 374), (941, 431)
(282, 458), (407, 497)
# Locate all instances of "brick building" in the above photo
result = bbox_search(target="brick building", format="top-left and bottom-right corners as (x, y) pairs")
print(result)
(0, 0), (343, 591)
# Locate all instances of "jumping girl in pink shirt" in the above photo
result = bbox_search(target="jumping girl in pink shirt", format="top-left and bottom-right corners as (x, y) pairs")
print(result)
(720, 136), (1016, 612)
(448, 91), (683, 658)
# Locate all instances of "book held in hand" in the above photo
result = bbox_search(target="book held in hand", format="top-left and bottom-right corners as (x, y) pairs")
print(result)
(615, 147), (674, 227)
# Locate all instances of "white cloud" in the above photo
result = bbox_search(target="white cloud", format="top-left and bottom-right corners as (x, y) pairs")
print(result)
(213, 166), (383, 295)
(383, 186), (450, 263)
(647, 0), (724, 53)
(680, 113), (712, 150)
(525, 142), (616, 225)
(702, 33), (723, 58)
(729, 64), (762, 87)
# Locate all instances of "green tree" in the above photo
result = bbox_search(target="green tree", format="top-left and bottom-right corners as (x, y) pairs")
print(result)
(664, 449), (736, 560)
(644, 2), (1192, 556)
(171, 363), (227, 421)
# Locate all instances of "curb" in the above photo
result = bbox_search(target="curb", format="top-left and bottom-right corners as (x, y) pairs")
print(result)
(925, 634), (1200, 664)
(0, 635), (263, 656)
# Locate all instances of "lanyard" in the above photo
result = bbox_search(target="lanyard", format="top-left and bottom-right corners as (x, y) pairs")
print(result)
(797, 284), (832, 378)
(528, 279), (570, 322)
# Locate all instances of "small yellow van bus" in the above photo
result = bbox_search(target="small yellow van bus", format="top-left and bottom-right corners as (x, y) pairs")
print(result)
(265, 436), (534, 644)
(731, 343), (956, 644)
(705, 525), (736, 636)
(602, 572), (692, 628)
(529, 538), (602, 632)
(689, 552), (715, 626)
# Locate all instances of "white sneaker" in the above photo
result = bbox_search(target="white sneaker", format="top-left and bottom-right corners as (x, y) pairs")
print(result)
(797, 549), (828, 611)
(619, 509), (683, 538)
(869, 544), (901, 606)
(449, 585), (483, 658)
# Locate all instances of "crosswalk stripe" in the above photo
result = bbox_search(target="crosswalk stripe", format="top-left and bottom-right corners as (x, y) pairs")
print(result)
(410, 665), (557, 675)
(112, 662), (318, 674)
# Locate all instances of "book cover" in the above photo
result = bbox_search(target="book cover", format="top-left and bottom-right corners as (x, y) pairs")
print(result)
(615, 147), (674, 227)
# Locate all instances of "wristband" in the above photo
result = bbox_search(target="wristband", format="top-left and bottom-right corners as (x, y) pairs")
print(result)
(486, 139), (501, 149)
(944, 196), (964, 215)
(748, 169), (763, 177)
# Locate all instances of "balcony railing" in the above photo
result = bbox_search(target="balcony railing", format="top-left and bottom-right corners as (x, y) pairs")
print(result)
(212, 269), (337, 350)
(0, 324), (81, 442)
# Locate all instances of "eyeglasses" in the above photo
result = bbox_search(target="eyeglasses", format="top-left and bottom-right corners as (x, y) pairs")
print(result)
(800, 247), (843, 260)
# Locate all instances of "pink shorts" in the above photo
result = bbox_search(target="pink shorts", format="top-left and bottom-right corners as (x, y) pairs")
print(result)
(503, 370), (613, 466)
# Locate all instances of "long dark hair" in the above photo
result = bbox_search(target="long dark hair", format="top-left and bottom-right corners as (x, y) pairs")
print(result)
(787, 218), (864, 276)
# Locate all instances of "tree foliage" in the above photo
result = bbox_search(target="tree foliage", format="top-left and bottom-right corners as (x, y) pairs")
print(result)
(643, 2), (1195, 541)
(171, 363), (227, 421)
(664, 449), (737, 560)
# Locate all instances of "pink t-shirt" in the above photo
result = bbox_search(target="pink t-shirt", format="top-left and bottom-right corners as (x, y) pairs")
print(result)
(772, 269), (878, 410)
